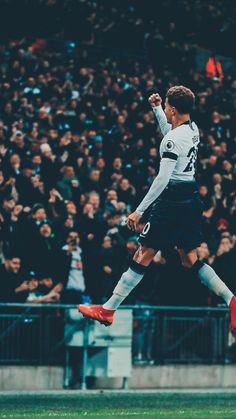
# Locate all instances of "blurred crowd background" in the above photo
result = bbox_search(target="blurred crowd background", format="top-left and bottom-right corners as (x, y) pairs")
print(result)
(0, 0), (236, 307)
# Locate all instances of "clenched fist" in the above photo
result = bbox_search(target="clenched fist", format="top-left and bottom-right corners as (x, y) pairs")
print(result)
(148, 93), (162, 108)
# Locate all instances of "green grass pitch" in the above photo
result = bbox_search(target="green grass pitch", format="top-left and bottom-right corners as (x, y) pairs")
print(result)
(0, 391), (236, 418)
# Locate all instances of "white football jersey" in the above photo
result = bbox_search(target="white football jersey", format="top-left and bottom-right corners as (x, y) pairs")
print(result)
(160, 120), (200, 181)
(135, 108), (200, 214)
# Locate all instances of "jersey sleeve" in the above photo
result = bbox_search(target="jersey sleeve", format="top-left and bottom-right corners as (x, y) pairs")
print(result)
(135, 158), (177, 215)
(153, 105), (172, 136)
(161, 135), (182, 161)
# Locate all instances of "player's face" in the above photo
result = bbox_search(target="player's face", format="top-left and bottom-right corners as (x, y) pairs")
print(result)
(164, 98), (174, 123)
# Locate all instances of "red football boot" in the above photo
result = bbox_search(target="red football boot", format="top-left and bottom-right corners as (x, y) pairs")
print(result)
(78, 305), (115, 326)
(229, 296), (236, 334)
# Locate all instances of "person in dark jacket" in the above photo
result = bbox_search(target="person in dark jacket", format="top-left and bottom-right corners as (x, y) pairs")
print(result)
(0, 255), (30, 302)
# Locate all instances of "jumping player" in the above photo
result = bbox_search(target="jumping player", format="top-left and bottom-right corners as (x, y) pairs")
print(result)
(78, 86), (236, 333)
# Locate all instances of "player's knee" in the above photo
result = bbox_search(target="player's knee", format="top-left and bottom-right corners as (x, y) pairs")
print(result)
(180, 249), (198, 269)
(133, 246), (155, 266)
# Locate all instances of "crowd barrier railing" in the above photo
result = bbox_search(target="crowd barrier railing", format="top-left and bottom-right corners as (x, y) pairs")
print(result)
(0, 303), (232, 388)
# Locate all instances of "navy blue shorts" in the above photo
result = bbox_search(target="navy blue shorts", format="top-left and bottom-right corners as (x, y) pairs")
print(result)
(138, 183), (203, 251)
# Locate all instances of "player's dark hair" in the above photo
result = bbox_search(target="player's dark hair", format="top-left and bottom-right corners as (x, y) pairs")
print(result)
(166, 86), (195, 114)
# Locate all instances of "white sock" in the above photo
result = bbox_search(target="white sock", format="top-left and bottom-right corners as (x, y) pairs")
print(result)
(198, 263), (233, 306)
(103, 263), (147, 310)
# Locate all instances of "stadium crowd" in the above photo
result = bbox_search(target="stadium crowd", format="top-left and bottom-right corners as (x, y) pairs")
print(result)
(0, 0), (236, 307)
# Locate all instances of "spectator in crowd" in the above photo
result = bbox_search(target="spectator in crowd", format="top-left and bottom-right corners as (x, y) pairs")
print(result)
(62, 231), (86, 304)
(0, 255), (28, 302)
(56, 166), (80, 201)
(23, 222), (69, 303)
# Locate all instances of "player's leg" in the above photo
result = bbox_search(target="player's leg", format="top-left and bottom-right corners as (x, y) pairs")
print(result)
(78, 197), (170, 325)
(178, 248), (236, 333)
(103, 246), (156, 310)
(78, 246), (157, 325)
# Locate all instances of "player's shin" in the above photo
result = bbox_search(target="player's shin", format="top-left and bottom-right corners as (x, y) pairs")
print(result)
(103, 261), (148, 310)
(191, 260), (233, 305)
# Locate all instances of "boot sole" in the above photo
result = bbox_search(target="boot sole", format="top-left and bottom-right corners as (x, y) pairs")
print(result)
(81, 314), (112, 327)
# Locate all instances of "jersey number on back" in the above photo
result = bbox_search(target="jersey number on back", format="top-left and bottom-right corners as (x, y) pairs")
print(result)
(183, 146), (198, 172)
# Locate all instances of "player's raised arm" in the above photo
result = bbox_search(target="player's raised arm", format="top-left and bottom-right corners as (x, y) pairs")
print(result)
(149, 93), (171, 136)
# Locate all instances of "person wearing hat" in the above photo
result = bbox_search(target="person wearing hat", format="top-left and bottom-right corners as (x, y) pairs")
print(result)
(216, 218), (229, 231)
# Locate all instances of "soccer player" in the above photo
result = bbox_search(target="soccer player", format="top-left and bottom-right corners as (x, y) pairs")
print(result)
(78, 86), (236, 332)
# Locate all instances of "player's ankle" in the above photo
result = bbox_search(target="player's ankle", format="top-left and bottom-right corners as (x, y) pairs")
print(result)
(102, 305), (116, 312)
